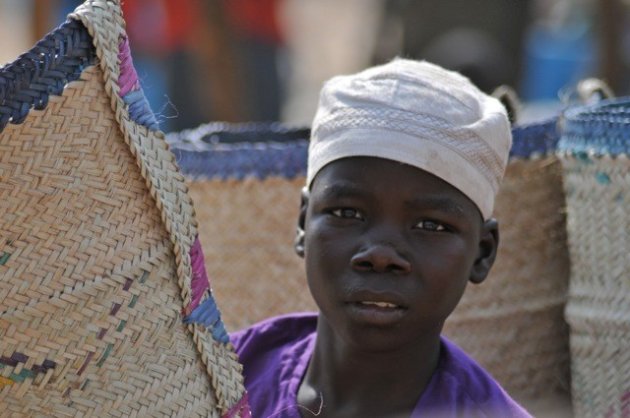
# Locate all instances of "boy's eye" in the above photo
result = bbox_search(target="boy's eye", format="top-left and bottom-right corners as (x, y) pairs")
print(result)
(415, 220), (447, 232)
(331, 208), (363, 220)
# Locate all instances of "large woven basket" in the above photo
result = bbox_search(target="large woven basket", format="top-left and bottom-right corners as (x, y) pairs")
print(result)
(170, 118), (571, 411)
(167, 123), (315, 332)
(558, 98), (630, 418)
(0, 1), (249, 417)
(442, 118), (572, 415)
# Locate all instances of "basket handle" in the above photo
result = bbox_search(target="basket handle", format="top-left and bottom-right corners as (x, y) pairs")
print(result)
(492, 85), (521, 125)
(577, 78), (615, 104)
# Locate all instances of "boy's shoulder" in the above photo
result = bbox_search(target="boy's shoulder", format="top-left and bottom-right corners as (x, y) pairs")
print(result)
(417, 336), (532, 417)
(230, 312), (318, 357)
(229, 313), (318, 418)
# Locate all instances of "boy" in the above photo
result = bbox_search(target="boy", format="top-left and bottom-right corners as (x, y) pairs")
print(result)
(231, 58), (531, 417)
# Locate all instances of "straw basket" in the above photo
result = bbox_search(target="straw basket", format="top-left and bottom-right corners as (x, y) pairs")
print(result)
(441, 119), (572, 411)
(0, 1), (248, 417)
(558, 98), (630, 418)
(168, 123), (315, 332)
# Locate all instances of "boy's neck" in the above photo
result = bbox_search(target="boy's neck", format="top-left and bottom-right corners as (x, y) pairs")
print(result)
(297, 318), (441, 418)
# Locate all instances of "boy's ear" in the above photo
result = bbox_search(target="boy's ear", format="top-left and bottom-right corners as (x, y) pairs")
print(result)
(294, 187), (309, 258)
(469, 219), (499, 284)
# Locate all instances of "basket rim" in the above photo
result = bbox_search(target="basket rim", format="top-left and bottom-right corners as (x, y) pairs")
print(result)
(0, 19), (96, 132)
(559, 98), (630, 156)
(564, 97), (630, 122)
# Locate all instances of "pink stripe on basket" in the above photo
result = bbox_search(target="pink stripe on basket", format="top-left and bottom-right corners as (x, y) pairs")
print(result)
(222, 393), (251, 418)
(188, 236), (210, 313)
(118, 36), (140, 97)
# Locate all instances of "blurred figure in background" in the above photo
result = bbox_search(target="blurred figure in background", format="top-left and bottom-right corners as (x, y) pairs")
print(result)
(224, 0), (286, 122)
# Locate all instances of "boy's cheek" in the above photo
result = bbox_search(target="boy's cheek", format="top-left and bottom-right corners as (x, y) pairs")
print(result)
(305, 217), (352, 244)
(414, 236), (474, 263)
(304, 228), (357, 268)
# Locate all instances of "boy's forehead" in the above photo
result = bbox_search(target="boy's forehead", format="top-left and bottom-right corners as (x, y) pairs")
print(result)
(310, 157), (479, 217)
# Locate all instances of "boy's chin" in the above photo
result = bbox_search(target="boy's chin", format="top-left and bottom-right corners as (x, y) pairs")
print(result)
(321, 313), (442, 355)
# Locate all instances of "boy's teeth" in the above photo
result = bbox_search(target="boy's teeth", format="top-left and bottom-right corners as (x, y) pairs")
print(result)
(361, 301), (397, 308)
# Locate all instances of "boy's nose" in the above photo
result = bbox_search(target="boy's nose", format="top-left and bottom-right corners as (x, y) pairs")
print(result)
(351, 244), (412, 274)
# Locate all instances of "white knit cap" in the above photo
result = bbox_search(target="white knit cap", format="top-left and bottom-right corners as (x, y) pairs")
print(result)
(307, 58), (512, 219)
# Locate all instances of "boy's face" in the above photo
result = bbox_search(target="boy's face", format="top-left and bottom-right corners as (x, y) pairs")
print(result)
(299, 156), (498, 352)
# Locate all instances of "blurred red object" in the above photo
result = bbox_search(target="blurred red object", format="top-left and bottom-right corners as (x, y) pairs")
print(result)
(223, 0), (284, 45)
(122, 0), (205, 53)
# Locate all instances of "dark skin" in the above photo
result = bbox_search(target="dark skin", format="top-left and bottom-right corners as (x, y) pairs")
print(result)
(294, 157), (499, 418)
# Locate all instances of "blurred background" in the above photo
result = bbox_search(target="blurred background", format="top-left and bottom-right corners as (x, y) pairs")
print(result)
(1, 0), (629, 131)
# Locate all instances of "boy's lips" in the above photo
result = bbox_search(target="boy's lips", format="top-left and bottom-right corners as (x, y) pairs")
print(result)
(345, 289), (408, 309)
(344, 290), (408, 325)
(359, 301), (399, 308)
(345, 301), (407, 326)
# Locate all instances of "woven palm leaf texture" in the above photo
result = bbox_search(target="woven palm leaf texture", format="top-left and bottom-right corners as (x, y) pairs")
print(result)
(169, 118), (572, 413)
(558, 98), (630, 418)
(0, 1), (249, 417)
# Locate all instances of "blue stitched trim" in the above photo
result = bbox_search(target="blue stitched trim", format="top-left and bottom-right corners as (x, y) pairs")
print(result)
(167, 123), (310, 179)
(123, 90), (159, 131)
(510, 117), (560, 158)
(166, 121), (310, 146)
(173, 140), (309, 180)
(0, 19), (96, 132)
(559, 98), (630, 156)
(183, 296), (229, 344)
(170, 118), (562, 180)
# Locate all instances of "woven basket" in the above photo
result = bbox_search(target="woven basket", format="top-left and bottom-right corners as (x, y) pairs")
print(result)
(171, 119), (571, 413)
(168, 124), (315, 332)
(441, 119), (572, 410)
(558, 98), (630, 418)
(0, 1), (249, 417)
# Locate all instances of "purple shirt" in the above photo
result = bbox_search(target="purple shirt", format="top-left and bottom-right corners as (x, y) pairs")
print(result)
(231, 313), (532, 418)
